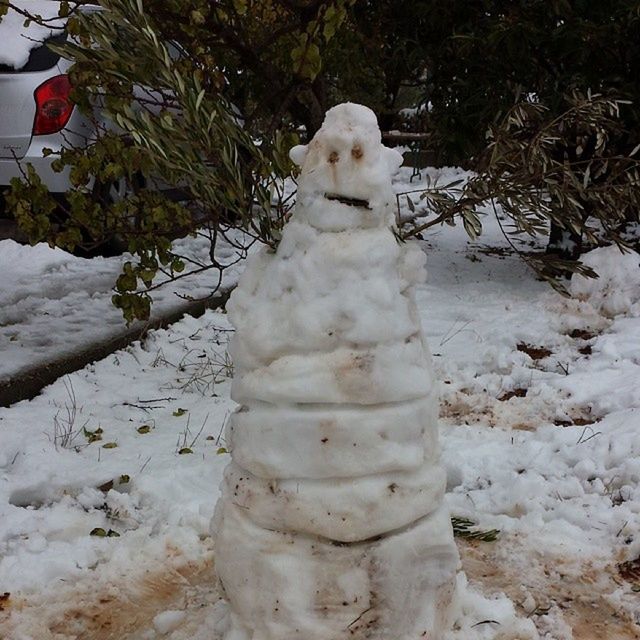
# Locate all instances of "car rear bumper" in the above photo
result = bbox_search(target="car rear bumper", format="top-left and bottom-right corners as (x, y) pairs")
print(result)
(0, 137), (71, 194)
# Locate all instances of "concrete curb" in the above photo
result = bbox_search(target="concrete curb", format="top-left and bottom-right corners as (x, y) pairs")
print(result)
(0, 288), (232, 408)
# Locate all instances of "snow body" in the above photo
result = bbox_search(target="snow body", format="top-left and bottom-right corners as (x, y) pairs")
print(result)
(213, 103), (459, 639)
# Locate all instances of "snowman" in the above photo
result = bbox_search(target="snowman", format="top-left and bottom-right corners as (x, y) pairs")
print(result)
(213, 103), (459, 640)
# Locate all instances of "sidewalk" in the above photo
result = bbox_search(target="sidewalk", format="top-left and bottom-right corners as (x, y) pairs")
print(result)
(0, 289), (231, 407)
(0, 234), (242, 406)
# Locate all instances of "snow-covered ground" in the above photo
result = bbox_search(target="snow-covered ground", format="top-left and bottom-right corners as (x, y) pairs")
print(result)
(1, 167), (640, 639)
(0, 233), (245, 382)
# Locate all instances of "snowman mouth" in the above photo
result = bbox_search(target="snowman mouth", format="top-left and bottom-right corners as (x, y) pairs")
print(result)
(325, 193), (371, 209)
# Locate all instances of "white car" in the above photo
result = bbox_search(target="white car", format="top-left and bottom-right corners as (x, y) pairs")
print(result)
(0, 2), (187, 251)
(0, 2), (241, 253)
(0, 3), (96, 215)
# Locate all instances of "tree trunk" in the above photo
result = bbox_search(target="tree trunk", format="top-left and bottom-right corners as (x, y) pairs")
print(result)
(546, 222), (583, 261)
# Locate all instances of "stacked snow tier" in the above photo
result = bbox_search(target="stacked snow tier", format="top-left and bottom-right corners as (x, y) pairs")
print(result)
(213, 103), (459, 640)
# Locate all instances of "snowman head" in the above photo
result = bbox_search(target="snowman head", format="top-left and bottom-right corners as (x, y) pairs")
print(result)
(290, 103), (403, 231)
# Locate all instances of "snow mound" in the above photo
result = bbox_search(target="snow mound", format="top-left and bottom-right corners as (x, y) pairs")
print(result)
(154, 609), (187, 635)
(0, 1), (65, 70)
(447, 574), (539, 640)
(571, 245), (640, 317)
(0, 238), (72, 280)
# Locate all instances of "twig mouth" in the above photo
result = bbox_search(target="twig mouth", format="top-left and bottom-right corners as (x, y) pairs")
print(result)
(325, 193), (371, 209)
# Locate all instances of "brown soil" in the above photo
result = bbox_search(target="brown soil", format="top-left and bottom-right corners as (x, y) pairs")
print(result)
(568, 329), (597, 341)
(0, 548), (221, 640)
(459, 537), (640, 640)
(516, 343), (553, 361)
(3, 533), (638, 640)
(498, 388), (528, 402)
(57, 561), (215, 639)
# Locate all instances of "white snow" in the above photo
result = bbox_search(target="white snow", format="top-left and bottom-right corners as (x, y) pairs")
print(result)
(0, 1), (65, 70)
(570, 244), (640, 317)
(0, 233), (246, 383)
(448, 574), (538, 640)
(289, 102), (403, 231)
(154, 610), (187, 635)
(0, 163), (639, 638)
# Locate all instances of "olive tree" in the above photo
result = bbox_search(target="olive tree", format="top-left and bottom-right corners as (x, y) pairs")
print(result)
(0, 0), (353, 321)
(398, 0), (640, 275)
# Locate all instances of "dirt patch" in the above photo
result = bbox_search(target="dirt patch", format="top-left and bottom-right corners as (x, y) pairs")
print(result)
(568, 329), (597, 341)
(477, 245), (515, 258)
(440, 386), (598, 433)
(459, 537), (640, 640)
(57, 560), (215, 639)
(553, 416), (598, 428)
(0, 548), (222, 640)
(439, 388), (548, 431)
(498, 388), (528, 402)
(516, 343), (553, 361)
(440, 389), (542, 430)
(618, 557), (640, 587)
(568, 329), (597, 357)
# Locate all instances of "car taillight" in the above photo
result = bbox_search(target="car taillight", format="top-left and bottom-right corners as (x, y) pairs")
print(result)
(33, 74), (74, 136)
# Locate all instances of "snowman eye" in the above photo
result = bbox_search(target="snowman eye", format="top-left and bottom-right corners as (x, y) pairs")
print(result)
(351, 145), (363, 160)
(328, 151), (340, 164)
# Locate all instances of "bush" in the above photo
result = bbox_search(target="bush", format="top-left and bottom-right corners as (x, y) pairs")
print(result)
(1, 0), (353, 321)
(393, 1), (640, 278)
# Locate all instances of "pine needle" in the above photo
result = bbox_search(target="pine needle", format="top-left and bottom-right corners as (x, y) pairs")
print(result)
(451, 516), (500, 542)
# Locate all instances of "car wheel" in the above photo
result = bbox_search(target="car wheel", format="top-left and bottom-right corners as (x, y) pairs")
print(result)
(88, 174), (146, 257)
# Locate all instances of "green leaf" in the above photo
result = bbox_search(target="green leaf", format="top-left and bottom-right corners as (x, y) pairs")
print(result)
(461, 211), (483, 240)
(83, 427), (103, 444)
(137, 425), (151, 434)
(302, 43), (322, 80)
(190, 10), (205, 25)
(90, 527), (107, 537)
(291, 39), (322, 80)
(102, 442), (118, 449)
(232, 0), (247, 15)
(195, 89), (205, 112)
(178, 447), (193, 454)
(173, 408), (188, 417)
(216, 447), (228, 455)
(116, 270), (138, 293)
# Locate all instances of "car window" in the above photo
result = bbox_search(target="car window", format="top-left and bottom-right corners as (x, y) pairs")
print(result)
(0, 32), (66, 73)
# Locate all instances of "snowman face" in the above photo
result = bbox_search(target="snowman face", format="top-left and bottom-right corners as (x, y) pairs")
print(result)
(290, 103), (403, 224)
